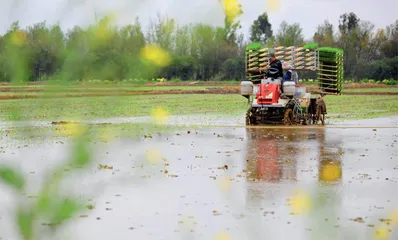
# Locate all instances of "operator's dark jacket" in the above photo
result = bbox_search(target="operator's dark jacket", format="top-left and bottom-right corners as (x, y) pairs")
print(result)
(267, 59), (284, 79)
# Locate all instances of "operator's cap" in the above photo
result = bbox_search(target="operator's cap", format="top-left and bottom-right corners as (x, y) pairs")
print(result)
(267, 52), (275, 58)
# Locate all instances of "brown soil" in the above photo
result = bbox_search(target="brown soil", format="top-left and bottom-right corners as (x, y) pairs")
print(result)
(0, 81), (396, 89)
(341, 92), (398, 95)
(0, 86), (396, 100)
(51, 121), (80, 125)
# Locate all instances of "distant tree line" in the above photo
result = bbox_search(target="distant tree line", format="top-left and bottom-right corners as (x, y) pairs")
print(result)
(0, 6), (396, 82)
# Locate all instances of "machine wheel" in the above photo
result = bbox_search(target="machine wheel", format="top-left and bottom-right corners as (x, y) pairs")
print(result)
(246, 107), (256, 125)
(283, 108), (294, 125)
(317, 112), (325, 125)
(316, 99), (327, 125)
(312, 115), (317, 124)
(302, 114), (310, 125)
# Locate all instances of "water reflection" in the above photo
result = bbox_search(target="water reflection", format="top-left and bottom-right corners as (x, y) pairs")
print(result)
(245, 127), (303, 183)
(243, 127), (344, 239)
(245, 127), (343, 184)
(316, 128), (343, 184)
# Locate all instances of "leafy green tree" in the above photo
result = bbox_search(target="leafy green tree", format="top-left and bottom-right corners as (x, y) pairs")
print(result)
(275, 21), (304, 46)
(218, 0), (243, 43)
(337, 12), (360, 78)
(147, 13), (176, 52)
(0, 10), (396, 82)
(313, 20), (336, 47)
(366, 28), (387, 61)
(381, 20), (398, 58)
(249, 13), (273, 45)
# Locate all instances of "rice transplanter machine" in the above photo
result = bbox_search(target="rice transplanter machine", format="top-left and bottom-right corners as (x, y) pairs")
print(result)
(240, 43), (344, 125)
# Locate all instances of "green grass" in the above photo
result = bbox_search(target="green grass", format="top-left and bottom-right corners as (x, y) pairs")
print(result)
(0, 94), (397, 122)
(324, 95), (398, 120)
(0, 80), (241, 87)
(343, 88), (398, 93)
(0, 85), (225, 96)
(0, 95), (247, 121)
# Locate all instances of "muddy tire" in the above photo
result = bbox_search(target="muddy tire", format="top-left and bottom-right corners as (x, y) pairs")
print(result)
(283, 108), (294, 125)
(319, 113), (325, 125)
(302, 114), (310, 125)
(312, 115), (317, 124)
(246, 107), (256, 125)
(316, 100), (326, 125)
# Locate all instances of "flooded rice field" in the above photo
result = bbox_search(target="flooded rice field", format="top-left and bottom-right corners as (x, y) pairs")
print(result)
(0, 115), (397, 240)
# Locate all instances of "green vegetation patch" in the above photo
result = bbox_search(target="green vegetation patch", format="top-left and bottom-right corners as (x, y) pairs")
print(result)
(318, 47), (344, 54)
(303, 42), (319, 50)
(343, 88), (398, 93)
(324, 95), (398, 120)
(0, 95), (247, 121)
(0, 94), (397, 123)
(246, 42), (263, 51)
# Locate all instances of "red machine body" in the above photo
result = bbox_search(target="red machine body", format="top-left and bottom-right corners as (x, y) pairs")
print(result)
(255, 83), (280, 105)
(255, 138), (281, 181)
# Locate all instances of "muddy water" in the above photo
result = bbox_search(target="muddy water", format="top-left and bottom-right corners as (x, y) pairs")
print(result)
(1, 114), (398, 129)
(0, 117), (397, 240)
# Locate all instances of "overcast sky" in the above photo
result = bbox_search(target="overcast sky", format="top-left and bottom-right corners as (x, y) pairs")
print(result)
(0, 0), (397, 39)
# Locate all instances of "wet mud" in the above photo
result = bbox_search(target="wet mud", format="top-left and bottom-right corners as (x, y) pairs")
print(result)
(0, 85), (396, 100)
(0, 116), (397, 240)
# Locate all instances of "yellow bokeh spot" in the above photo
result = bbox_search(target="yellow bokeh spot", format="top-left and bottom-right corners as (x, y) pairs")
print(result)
(151, 107), (169, 124)
(266, 0), (281, 13)
(94, 14), (116, 41)
(215, 231), (231, 240)
(146, 149), (161, 165)
(374, 225), (389, 240)
(218, 175), (232, 192)
(391, 210), (398, 224)
(140, 44), (170, 67)
(95, 26), (111, 40)
(289, 190), (312, 215)
(100, 126), (116, 142)
(10, 30), (27, 46)
(56, 122), (84, 137)
(320, 162), (342, 182)
(179, 215), (196, 231)
(221, 0), (242, 22)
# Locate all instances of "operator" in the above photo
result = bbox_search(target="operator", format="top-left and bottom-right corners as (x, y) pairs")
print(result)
(283, 62), (299, 85)
(266, 53), (284, 79)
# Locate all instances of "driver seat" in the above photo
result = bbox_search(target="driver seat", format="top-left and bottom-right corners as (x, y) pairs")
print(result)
(265, 67), (283, 93)
(266, 67), (280, 79)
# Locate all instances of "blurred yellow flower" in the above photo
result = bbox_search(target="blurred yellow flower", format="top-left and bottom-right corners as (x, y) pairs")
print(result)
(215, 231), (231, 240)
(94, 14), (116, 41)
(289, 190), (312, 215)
(392, 209), (398, 224)
(95, 25), (111, 40)
(146, 149), (161, 165)
(56, 122), (84, 137)
(10, 30), (27, 46)
(320, 162), (342, 182)
(180, 215), (196, 231)
(218, 175), (232, 192)
(266, 0), (281, 12)
(222, 0), (242, 22)
(100, 126), (116, 142)
(140, 44), (170, 67)
(151, 107), (169, 124)
(374, 224), (390, 240)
